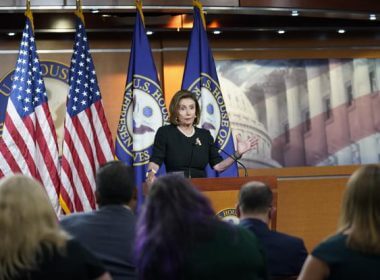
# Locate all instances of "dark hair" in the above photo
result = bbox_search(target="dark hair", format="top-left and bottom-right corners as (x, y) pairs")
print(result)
(95, 161), (135, 206)
(135, 174), (215, 280)
(238, 181), (273, 214)
(169, 90), (200, 125)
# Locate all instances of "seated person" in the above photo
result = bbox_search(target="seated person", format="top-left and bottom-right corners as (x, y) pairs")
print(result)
(136, 174), (269, 280)
(0, 174), (110, 280)
(61, 161), (137, 280)
(238, 181), (307, 278)
(298, 165), (380, 280)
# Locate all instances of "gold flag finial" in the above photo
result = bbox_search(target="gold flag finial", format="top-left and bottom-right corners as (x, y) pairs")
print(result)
(25, 0), (34, 30)
(135, 0), (145, 26)
(75, 0), (85, 24)
(193, 0), (206, 29)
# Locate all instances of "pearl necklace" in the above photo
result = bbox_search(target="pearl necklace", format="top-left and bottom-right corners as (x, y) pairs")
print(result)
(177, 126), (195, 137)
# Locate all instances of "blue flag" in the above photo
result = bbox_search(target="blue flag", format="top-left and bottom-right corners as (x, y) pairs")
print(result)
(181, 1), (238, 177)
(115, 3), (168, 206)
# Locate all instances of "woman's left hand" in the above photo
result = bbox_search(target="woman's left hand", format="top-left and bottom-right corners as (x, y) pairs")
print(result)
(236, 134), (257, 156)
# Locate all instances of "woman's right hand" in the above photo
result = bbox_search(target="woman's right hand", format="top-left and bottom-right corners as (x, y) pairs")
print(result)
(144, 173), (156, 195)
(146, 172), (156, 185)
(145, 162), (159, 191)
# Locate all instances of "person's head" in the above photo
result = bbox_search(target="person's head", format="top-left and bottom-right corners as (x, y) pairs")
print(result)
(136, 174), (215, 280)
(238, 181), (273, 220)
(0, 174), (68, 280)
(95, 160), (135, 207)
(169, 90), (200, 126)
(339, 164), (380, 254)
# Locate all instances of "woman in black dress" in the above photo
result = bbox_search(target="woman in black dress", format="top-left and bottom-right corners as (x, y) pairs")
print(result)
(298, 165), (380, 280)
(146, 90), (256, 182)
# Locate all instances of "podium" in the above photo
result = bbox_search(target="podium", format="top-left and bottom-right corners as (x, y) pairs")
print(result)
(191, 176), (277, 229)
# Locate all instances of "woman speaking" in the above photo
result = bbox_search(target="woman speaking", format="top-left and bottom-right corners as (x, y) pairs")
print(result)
(146, 90), (256, 183)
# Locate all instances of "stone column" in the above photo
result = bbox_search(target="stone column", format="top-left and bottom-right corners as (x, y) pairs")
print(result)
(326, 59), (352, 164)
(304, 64), (328, 165)
(263, 80), (284, 165)
(351, 59), (377, 163)
(283, 67), (305, 166)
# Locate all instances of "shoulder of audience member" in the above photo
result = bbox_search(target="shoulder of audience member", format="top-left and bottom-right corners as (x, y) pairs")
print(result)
(214, 219), (261, 245)
(60, 211), (95, 224)
(273, 230), (306, 246)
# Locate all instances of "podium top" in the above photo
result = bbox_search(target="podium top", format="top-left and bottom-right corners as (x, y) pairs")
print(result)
(191, 176), (277, 192)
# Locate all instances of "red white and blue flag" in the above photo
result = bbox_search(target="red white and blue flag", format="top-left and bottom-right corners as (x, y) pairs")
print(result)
(0, 11), (62, 214)
(60, 12), (114, 213)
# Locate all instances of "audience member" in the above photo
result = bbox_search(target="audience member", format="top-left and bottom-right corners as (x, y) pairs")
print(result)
(298, 165), (380, 280)
(61, 161), (136, 280)
(135, 174), (268, 280)
(238, 181), (307, 279)
(0, 174), (111, 280)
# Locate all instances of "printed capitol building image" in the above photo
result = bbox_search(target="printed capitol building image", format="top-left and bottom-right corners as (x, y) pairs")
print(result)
(218, 73), (281, 169)
(217, 58), (380, 168)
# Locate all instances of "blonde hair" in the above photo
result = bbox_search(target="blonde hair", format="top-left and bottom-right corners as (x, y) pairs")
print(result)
(338, 164), (380, 254)
(0, 175), (68, 280)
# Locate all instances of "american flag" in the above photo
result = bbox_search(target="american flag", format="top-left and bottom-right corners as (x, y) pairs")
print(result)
(0, 15), (61, 214)
(60, 15), (114, 213)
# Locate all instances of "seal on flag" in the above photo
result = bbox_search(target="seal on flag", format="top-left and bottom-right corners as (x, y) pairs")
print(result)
(188, 73), (231, 151)
(217, 208), (239, 224)
(0, 60), (69, 155)
(117, 74), (168, 166)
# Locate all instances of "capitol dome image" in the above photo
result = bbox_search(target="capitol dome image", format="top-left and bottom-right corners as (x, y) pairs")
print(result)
(218, 74), (282, 168)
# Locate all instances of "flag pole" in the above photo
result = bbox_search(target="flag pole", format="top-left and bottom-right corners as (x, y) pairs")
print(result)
(25, 0), (34, 30)
(193, 0), (206, 29)
(135, 0), (145, 26)
(75, 0), (85, 24)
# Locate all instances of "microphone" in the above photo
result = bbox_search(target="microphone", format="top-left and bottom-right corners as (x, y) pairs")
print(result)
(217, 146), (248, 177)
(188, 142), (196, 179)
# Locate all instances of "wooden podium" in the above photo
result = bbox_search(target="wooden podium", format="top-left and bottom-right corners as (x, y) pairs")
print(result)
(191, 176), (277, 229)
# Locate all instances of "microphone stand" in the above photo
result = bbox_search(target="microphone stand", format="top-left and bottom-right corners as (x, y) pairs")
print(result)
(218, 147), (248, 177)
(188, 143), (195, 179)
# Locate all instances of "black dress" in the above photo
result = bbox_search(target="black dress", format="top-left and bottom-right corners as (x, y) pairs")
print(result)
(312, 233), (380, 280)
(150, 124), (223, 178)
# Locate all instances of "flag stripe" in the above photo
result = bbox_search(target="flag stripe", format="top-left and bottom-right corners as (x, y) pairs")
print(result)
(34, 140), (60, 213)
(35, 104), (61, 192)
(72, 113), (97, 175)
(91, 101), (113, 163)
(61, 155), (86, 211)
(0, 142), (19, 175)
(61, 153), (84, 211)
(62, 122), (96, 210)
(59, 167), (76, 211)
(2, 107), (36, 177)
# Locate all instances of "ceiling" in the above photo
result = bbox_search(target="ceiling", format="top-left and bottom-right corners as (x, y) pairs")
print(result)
(0, 0), (379, 41)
